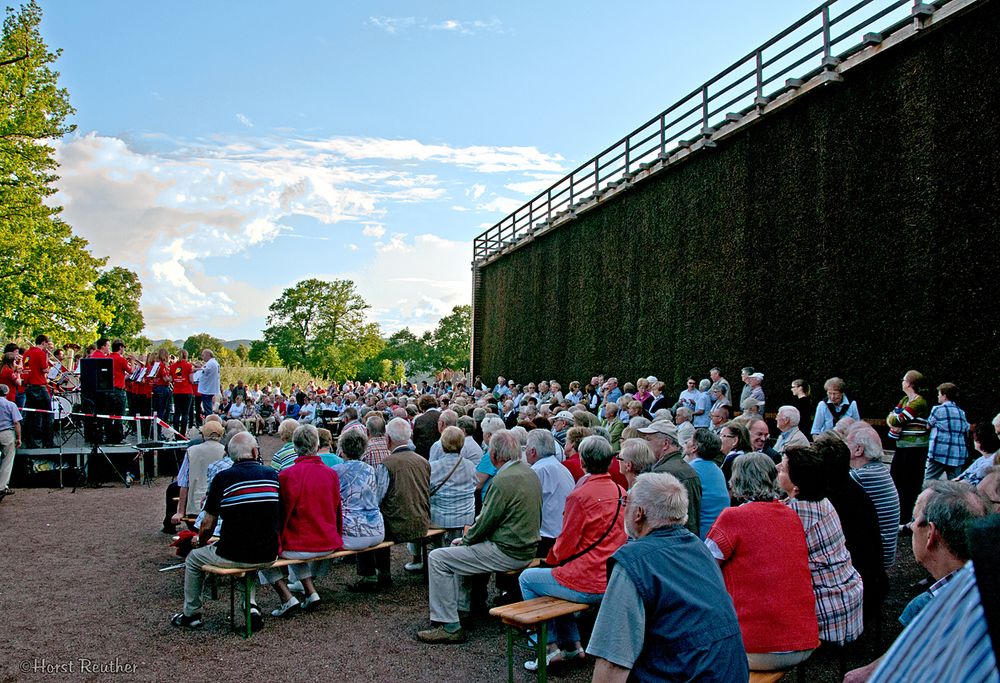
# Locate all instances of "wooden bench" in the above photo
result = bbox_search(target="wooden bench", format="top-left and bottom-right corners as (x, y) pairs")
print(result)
(201, 528), (445, 637)
(749, 673), (786, 683)
(490, 596), (592, 683)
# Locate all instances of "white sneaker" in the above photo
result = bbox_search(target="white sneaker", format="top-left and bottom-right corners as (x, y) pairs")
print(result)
(271, 597), (300, 617)
(524, 649), (564, 672)
(286, 580), (304, 593)
(403, 560), (424, 573)
(301, 592), (321, 610)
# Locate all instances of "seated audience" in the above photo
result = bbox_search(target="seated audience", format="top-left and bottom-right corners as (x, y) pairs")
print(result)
(617, 438), (657, 489)
(418, 430), (541, 644)
(427, 425), (478, 545)
(526, 428), (575, 557)
(684, 429), (728, 539)
(172, 419), (226, 524)
(814, 431), (888, 626)
(518, 436), (627, 671)
(774, 405), (810, 453)
(956, 422), (999, 486)
(270, 418), (300, 471)
(846, 422), (901, 569)
(638, 420), (702, 537)
(845, 481), (992, 682)
(587, 472), (748, 681)
(333, 429), (386, 551)
(355, 417), (430, 591)
(259, 424), (343, 616)
(706, 453), (819, 671)
(779, 447), (864, 645)
(560, 425), (590, 482)
(363, 414), (392, 467)
(170, 432), (279, 630)
(719, 420), (752, 483)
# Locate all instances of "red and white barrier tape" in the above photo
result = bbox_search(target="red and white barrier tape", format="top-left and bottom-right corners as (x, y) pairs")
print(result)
(20, 407), (172, 430)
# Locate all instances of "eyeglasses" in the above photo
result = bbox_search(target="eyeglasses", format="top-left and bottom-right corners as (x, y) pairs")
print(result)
(721, 433), (737, 439)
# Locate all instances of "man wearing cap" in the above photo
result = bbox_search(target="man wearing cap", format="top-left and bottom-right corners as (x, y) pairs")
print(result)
(638, 420), (702, 537)
(172, 420), (227, 524)
(551, 410), (574, 448)
(746, 373), (766, 415)
(0, 384), (23, 500)
(739, 366), (755, 412)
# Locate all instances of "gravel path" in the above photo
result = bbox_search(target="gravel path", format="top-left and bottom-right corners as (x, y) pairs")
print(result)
(0, 435), (923, 682)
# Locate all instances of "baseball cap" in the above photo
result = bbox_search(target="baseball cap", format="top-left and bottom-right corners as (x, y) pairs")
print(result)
(637, 420), (678, 438)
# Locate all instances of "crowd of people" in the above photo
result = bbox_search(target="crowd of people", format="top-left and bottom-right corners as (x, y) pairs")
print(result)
(1, 338), (996, 679)
(153, 365), (999, 682)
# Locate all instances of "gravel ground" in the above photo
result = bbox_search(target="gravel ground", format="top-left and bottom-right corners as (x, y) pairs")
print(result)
(0, 435), (925, 682)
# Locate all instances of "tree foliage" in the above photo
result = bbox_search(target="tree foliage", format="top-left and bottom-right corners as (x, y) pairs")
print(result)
(248, 340), (281, 367)
(95, 266), (144, 345)
(183, 333), (225, 358)
(430, 305), (471, 371)
(0, 1), (112, 343)
(263, 278), (380, 380)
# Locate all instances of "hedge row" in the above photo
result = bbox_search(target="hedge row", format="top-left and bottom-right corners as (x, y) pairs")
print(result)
(474, 0), (1000, 423)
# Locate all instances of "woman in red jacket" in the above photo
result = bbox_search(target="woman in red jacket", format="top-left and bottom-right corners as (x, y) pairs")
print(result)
(258, 423), (343, 616)
(517, 435), (627, 671)
(706, 452), (819, 671)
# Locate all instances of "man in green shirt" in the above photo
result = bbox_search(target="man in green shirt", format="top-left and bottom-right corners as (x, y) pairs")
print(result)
(418, 430), (541, 644)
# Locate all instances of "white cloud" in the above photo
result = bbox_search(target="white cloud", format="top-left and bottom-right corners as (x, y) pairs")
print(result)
(478, 196), (524, 214)
(368, 16), (417, 34)
(51, 129), (563, 338)
(369, 16), (503, 36)
(504, 174), (562, 195)
(236, 113), (253, 128)
(430, 18), (504, 35)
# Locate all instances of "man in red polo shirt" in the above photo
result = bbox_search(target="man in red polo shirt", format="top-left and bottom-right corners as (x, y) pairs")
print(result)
(106, 340), (133, 443)
(22, 334), (54, 449)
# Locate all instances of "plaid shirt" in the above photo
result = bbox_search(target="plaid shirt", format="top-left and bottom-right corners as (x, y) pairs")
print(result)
(363, 435), (391, 467)
(786, 498), (864, 645)
(927, 401), (969, 467)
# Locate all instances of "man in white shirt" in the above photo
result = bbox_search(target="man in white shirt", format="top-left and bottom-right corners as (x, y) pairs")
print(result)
(525, 429), (574, 558)
(197, 349), (221, 418)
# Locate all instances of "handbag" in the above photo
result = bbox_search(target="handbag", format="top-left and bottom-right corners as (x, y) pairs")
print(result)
(429, 453), (466, 496)
(553, 483), (626, 567)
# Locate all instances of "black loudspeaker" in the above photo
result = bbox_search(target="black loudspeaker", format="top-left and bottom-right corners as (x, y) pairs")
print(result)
(80, 357), (113, 396)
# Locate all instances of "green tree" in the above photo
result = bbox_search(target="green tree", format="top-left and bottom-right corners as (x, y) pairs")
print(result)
(235, 343), (249, 363)
(95, 266), (145, 344)
(263, 278), (381, 379)
(248, 340), (281, 367)
(0, 1), (108, 342)
(183, 332), (225, 358)
(431, 305), (472, 371)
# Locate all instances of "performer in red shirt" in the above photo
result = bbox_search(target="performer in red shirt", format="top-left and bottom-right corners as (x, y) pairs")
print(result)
(105, 340), (133, 444)
(22, 334), (54, 449)
(170, 350), (195, 436)
(91, 337), (111, 358)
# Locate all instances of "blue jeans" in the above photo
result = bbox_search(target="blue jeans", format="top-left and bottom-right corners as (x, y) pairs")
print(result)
(200, 394), (215, 418)
(518, 568), (603, 647)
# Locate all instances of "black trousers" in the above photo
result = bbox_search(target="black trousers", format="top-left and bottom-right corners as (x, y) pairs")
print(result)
(173, 393), (193, 436)
(890, 445), (928, 523)
(357, 547), (391, 577)
(105, 389), (127, 444)
(23, 384), (53, 448)
(164, 480), (180, 530)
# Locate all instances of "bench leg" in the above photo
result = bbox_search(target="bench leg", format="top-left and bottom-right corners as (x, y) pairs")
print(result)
(210, 574), (218, 601)
(421, 538), (431, 583)
(537, 621), (548, 683)
(243, 575), (253, 639)
(228, 576), (235, 631)
(506, 625), (514, 683)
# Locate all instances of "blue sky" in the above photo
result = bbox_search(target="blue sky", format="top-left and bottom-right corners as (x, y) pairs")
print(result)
(38, 0), (817, 340)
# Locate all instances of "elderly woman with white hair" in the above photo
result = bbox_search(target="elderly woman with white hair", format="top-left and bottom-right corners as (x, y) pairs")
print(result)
(270, 418), (300, 471)
(474, 414), (507, 495)
(259, 423), (343, 616)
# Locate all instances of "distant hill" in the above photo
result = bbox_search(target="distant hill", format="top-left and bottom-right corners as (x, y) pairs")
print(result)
(151, 338), (255, 351)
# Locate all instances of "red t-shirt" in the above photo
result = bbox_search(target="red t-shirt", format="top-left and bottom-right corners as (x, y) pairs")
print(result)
(91, 349), (109, 358)
(149, 360), (171, 387)
(110, 352), (130, 389)
(138, 364), (153, 397)
(170, 360), (194, 394)
(707, 501), (820, 653)
(561, 452), (585, 482)
(0, 364), (22, 394)
(23, 346), (50, 386)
